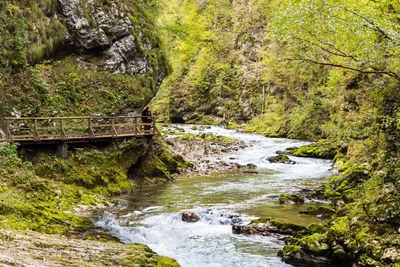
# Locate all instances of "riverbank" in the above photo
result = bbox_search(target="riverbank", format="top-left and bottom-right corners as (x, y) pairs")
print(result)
(0, 137), (185, 266)
(225, 121), (400, 266)
(0, 229), (178, 266)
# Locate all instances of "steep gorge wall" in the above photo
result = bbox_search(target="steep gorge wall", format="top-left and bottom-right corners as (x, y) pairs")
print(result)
(152, 0), (269, 124)
(0, 0), (168, 119)
(0, 0), (185, 244)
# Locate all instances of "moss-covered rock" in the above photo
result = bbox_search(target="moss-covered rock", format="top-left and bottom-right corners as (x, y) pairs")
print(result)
(233, 217), (306, 236)
(290, 141), (337, 159)
(299, 205), (336, 218)
(128, 137), (191, 183)
(268, 154), (295, 164)
(279, 193), (305, 204)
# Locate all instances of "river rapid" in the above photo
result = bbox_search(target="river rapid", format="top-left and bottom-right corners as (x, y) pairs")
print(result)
(96, 125), (334, 267)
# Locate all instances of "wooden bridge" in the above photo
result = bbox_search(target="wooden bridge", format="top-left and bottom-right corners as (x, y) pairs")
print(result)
(0, 116), (160, 157)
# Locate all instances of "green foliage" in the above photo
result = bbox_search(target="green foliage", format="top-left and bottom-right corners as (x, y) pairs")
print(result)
(0, 57), (151, 117)
(151, 0), (268, 123)
(269, 0), (400, 81)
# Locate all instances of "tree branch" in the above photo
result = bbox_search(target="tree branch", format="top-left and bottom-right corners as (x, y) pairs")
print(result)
(321, 0), (400, 46)
(293, 57), (400, 81)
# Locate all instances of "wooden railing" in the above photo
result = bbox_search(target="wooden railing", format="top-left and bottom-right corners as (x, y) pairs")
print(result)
(0, 116), (160, 143)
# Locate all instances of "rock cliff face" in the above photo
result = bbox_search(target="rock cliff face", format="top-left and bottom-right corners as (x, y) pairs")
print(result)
(0, 0), (168, 120)
(57, 0), (166, 91)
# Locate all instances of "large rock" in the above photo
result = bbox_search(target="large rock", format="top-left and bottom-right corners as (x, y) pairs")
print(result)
(232, 217), (306, 237)
(57, 0), (167, 91)
(181, 211), (200, 223)
(279, 193), (305, 204)
(268, 154), (295, 164)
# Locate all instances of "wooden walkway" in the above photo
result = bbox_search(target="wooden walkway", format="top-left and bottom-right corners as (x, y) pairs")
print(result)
(0, 116), (160, 145)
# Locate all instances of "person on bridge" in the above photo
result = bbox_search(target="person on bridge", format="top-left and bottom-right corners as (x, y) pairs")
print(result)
(142, 107), (152, 131)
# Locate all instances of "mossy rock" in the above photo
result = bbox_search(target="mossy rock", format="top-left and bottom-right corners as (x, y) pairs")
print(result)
(291, 141), (337, 159)
(250, 217), (306, 234)
(268, 154), (296, 164)
(279, 193), (305, 204)
(300, 205), (336, 218)
(128, 137), (190, 182)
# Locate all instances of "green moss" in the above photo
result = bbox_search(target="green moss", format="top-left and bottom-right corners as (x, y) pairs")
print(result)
(301, 233), (330, 255)
(0, 136), (185, 235)
(268, 154), (295, 164)
(291, 140), (337, 159)
(279, 193), (305, 204)
(279, 244), (301, 258)
(128, 137), (190, 182)
(299, 205), (336, 217)
(251, 217), (306, 233)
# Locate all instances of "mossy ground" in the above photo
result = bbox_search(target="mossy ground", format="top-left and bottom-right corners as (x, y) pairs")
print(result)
(0, 137), (186, 265)
(0, 138), (186, 234)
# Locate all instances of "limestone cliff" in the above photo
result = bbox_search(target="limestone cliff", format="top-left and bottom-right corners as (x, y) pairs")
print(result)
(0, 0), (168, 118)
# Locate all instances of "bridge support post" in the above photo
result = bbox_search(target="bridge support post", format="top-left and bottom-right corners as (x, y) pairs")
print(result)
(5, 119), (13, 142)
(57, 143), (68, 158)
(33, 119), (40, 142)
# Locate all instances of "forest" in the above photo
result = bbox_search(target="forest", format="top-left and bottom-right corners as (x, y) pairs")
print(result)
(0, 0), (399, 266)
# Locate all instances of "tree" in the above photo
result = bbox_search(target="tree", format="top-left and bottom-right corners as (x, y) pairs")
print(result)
(268, 0), (400, 81)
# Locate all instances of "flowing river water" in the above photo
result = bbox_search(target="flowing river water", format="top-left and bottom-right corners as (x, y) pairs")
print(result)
(96, 125), (334, 266)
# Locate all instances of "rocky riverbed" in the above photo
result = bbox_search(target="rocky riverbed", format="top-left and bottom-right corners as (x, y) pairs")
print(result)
(162, 125), (249, 176)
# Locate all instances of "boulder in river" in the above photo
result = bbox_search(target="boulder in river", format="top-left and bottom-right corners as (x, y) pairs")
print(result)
(232, 217), (306, 237)
(182, 211), (200, 222)
(279, 193), (305, 204)
(268, 155), (295, 164)
(246, 163), (257, 169)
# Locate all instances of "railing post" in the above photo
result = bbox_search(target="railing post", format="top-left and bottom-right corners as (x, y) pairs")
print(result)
(5, 119), (13, 142)
(60, 118), (67, 139)
(88, 118), (95, 138)
(33, 119), (40, 141)
(134, 117), (138, 135)
(152, 117), (156, 135)
(111, 118), (118, 137)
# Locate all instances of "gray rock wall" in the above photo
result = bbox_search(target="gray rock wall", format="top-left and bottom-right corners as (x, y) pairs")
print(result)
(56, 0), (166, 95)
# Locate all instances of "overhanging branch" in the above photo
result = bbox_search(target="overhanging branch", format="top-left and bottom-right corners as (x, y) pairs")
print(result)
(293, 57), (400, 81)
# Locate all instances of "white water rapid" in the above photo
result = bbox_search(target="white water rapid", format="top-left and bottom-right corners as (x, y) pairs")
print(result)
(96, 125), (335, 267)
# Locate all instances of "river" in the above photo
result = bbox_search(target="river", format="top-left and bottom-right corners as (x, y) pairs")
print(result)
(96, 125), (334, 266)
